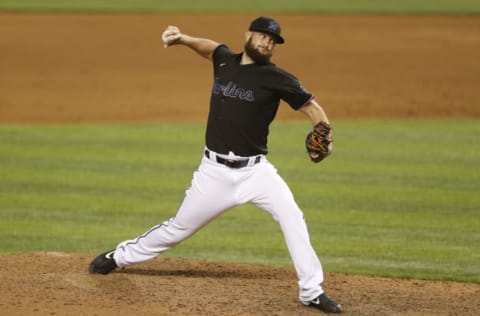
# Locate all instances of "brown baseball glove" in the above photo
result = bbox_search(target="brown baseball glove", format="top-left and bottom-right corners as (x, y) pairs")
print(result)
(305, 121), (332, 163)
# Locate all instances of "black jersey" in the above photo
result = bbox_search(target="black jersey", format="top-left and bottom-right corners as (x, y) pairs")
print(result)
(205, 44), (313, 156)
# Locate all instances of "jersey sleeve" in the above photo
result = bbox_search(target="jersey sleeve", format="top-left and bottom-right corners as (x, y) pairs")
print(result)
(274, 69), (314, 110)
(212, 44), (232, 71)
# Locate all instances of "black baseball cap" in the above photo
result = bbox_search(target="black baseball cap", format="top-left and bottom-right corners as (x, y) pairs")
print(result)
(248, 16), (285, 44)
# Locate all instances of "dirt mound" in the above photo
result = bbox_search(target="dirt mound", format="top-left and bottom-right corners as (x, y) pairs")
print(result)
(0, 252), (478, 315)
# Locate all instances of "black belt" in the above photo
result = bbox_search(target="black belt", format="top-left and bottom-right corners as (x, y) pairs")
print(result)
(205, 150), (261, 169)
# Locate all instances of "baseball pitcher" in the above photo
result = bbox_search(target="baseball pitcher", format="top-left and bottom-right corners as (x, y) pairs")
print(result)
(89, 16), (341, 313)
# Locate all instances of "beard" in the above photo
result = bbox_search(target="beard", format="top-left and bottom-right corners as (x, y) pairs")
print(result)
(244, 37), (272, 65)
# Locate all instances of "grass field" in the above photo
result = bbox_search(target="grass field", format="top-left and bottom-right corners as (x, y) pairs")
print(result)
(1, 0), (479, 289)
(1, 120), (479, 283)
(1, 0), (480, 14)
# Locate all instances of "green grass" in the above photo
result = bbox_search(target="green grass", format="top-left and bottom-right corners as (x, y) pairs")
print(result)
(0, 120), (479, 283)
(0, 0), (480, 14)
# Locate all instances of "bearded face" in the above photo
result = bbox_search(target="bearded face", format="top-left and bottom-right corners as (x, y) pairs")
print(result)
(244, 35), (273, 65)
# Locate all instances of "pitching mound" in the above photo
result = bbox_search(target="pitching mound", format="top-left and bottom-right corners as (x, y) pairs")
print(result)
(0, 252), (478, 315)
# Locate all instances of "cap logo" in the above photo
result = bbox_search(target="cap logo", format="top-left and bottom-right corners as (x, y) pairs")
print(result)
(268, 21), (279, 32)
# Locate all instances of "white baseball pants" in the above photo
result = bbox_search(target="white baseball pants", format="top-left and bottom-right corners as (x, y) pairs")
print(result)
(113, 149), (325, 303)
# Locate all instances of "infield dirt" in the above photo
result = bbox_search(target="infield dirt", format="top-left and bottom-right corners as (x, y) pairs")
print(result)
(0, 13), (479, 315)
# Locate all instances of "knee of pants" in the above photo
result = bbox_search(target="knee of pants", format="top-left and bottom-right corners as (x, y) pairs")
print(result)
(158, 221), (198, 247)
(263, 198), (305, 224)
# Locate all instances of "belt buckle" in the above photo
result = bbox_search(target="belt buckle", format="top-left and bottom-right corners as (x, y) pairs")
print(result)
(225, 159), (237, 168)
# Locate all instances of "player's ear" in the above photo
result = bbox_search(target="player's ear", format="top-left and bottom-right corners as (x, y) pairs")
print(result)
(245, 31), (253, 42)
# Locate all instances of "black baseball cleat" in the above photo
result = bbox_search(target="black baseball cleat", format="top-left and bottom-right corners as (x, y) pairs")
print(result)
(88, 250), (118, 274)
(306, 293), (343, 313)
